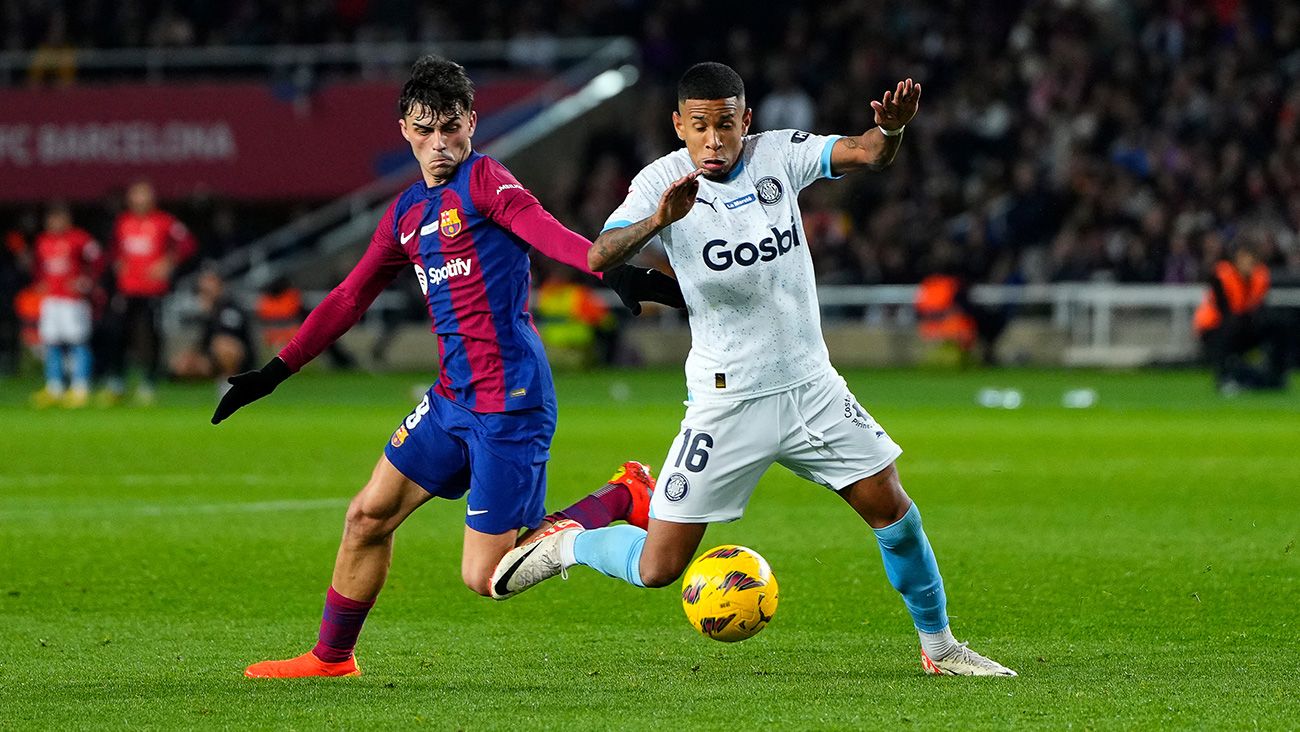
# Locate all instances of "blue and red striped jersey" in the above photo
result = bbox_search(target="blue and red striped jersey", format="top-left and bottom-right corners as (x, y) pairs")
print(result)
(279, 151), (599, 413)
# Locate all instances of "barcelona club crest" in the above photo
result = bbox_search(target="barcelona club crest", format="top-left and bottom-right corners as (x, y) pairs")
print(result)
(440, 208), (463, 237)
(390, 425), (409, 447)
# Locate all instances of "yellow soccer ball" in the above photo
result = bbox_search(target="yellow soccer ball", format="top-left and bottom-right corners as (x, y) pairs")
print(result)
(680, 545), (779, 642)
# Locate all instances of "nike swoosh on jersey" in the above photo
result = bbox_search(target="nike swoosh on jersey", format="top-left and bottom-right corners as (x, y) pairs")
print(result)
(467, 508), (489, 516)
(400, 229), (416, 244)
(493, 542), (541, 597)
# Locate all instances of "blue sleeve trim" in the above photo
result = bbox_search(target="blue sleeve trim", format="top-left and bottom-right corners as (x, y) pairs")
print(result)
(821, 135), (844, 180)
(723, 158), (747, 182)
(601, 219), (634, 234)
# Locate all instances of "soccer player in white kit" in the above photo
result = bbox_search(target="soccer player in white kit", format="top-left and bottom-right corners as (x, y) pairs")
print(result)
(493, 63), (1015, 676)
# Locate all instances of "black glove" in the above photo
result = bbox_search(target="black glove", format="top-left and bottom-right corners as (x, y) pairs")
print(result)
(603, 264), (686, 316)
(211, 357), (291, 424)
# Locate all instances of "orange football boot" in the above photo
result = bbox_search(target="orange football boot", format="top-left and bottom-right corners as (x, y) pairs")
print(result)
(609, 460), (656, 529)
(244, 651), (361, 679)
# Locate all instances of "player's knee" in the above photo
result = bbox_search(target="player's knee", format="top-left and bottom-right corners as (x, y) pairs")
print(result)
(639, 570), (676, 588)
(638, 559), (687, 588)
(343, 496), (396, 544)
(461, 568), (493, 597)
(842, 463), (912, 528)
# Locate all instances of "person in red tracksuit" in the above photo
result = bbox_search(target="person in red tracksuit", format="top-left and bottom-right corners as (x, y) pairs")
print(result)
(100, 180), (197, 404)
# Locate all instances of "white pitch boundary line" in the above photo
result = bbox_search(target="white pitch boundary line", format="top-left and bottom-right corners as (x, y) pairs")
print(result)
(0, 473), (281, 487)
(0, 497), (348, 521)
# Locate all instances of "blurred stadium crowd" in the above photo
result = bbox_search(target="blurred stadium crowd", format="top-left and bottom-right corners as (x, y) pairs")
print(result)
(7, 0), (1300, 286)
(3, 0), (1298, 389)
(541, 0), (1300, 290)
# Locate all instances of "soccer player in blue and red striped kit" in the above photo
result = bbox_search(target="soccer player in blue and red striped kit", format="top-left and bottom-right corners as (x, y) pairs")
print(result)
(211, 55), (684, 678)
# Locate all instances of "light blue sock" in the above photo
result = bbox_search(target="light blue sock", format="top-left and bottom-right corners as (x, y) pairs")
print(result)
(70, 344), (93, 390)
(873, 503), (949, 633)
(571, 524), (647, 587)
(44, 344), (66, 392)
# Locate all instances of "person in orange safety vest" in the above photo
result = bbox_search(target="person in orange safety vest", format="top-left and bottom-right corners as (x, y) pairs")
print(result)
(256, 277), (305, 353)
(916, 274), (977, 351)
(1194, 241), (1289, 391)
(914, 257), (1007, 366)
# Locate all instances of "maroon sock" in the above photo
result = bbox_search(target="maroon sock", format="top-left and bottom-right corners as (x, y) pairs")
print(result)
(312, 587), (374, 663)
(546, 482), (632, 529)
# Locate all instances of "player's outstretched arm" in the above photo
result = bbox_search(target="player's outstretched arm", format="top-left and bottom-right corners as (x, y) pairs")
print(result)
(504, 203), (685, 314)
(212, 202), (407, 425)
(588, 168), (705, 272)
(830, 78), (921, 176)
(211, 356), (290, 424)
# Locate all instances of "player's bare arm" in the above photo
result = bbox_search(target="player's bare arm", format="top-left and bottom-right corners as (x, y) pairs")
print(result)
(588, 168), (705, 271)
(830, 78), (921, 175)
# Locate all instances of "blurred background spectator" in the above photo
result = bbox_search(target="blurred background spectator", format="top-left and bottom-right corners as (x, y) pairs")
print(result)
(99, 180), (197, 405)
(29, 202), (102, 408)
(0, 227), (26, 375)
(533, 262), (620, 369)
(1195, 238), (1290, 391)
(169, 269), (255, 393)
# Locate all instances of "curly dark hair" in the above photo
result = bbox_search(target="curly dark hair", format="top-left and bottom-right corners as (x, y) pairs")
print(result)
(677, 62), (745, 104)
(398, 55), (475, 121)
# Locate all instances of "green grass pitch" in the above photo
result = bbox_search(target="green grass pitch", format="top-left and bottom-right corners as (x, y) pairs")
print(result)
(2, 367), (1297, 729)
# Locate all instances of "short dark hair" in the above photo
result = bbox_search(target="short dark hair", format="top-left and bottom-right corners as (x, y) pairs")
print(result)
(398, 55), (475, 121)
(677, 62), (745, 104)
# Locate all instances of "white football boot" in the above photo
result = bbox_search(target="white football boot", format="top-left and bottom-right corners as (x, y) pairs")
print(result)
(490, 519), (583, 600)
(921, 643), (1018, 676)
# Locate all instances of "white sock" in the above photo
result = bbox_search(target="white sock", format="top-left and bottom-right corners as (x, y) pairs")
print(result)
(919, 626), (959, 659)
(559, 528), (581, 569)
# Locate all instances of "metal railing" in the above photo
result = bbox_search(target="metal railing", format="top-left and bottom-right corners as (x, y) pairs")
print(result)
(164, 281), (1298, 369)
(816, 283), (1300, 358)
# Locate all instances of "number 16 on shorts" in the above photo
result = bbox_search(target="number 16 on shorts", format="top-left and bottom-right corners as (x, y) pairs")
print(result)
(659, 427), (717, 512)
(672, 428), (713, 473)
(652, 420), (770, 524)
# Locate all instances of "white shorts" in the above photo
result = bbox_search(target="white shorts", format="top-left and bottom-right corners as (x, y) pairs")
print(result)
(38, 296), (93, 345)
(650, 370), (903, 523)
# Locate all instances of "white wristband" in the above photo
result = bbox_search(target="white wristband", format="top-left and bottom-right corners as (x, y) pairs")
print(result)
(879, 125), (905, 137)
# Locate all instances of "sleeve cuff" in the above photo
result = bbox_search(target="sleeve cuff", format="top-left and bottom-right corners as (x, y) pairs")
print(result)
(821, 135), (844, 180)
(601, 219), (634, 234)
(275, 349), (302, 374)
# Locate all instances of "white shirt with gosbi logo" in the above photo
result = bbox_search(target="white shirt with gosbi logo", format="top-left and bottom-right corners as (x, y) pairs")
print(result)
(605, 130), (842, 402)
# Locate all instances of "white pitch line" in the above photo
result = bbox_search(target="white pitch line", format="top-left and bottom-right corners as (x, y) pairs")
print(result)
(0, 474), (279, 488)
(0, 497), (348, 521)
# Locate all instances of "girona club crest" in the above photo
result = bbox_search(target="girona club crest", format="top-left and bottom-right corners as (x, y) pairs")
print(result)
(440, 208), (463, 237)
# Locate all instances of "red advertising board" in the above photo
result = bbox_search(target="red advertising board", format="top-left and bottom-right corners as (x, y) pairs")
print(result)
(0, 78), (539, 202)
